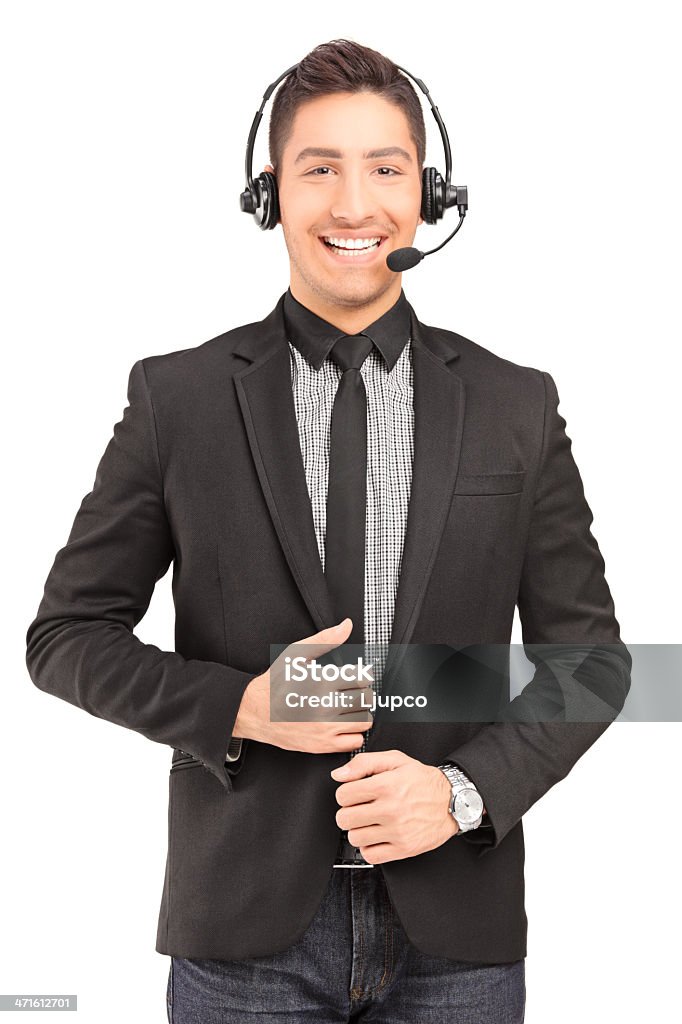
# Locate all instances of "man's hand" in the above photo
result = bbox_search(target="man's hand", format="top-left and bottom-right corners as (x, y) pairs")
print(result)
(232, 618), (373, 754)
(330, 749), (463, 864)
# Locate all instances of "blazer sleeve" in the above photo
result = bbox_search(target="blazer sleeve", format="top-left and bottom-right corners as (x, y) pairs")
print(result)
(445, 370), (632, 855)
(25, 358), (256, 793)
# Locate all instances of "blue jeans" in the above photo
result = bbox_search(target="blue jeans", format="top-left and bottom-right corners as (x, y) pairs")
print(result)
(166, 864), (525, 1023)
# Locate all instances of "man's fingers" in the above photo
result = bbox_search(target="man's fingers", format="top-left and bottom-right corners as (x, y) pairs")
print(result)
(336, 715), (372, 730)
(330, 749), (408, 781)
(338, 734), (368, 751)
(281, 619), (353, 666)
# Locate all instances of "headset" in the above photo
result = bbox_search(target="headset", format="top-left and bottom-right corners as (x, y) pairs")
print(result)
(239, 60), (469, 272)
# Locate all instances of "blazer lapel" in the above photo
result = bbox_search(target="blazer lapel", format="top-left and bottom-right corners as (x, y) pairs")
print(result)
(233, 293), (338, 632)
(232, 292), (466, 657)
(389, 308), (465, 648)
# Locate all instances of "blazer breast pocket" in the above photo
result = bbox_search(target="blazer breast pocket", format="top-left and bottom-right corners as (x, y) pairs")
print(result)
(454, 469), (526, 496)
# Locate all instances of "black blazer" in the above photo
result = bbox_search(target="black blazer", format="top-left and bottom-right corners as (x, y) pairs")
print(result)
(26, 291), (631, 963)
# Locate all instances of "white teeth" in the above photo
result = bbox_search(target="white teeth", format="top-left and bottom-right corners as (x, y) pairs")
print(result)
(323, 236), (382, 250)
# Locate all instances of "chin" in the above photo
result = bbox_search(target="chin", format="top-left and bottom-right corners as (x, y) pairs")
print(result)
(325, 281), (386, 306)
(322, 269), (388, 293)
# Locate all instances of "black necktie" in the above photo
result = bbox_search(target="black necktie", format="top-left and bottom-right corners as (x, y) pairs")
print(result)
(325, 334), (375, 647)
(326, 333), (376, 869)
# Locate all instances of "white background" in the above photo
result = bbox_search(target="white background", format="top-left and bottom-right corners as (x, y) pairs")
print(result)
(2, 2), (680, 1021)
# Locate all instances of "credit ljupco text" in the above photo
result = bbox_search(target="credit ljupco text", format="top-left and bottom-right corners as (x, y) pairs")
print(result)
(283, 655), (428, 711)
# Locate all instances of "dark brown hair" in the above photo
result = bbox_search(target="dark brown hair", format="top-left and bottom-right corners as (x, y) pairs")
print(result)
(268, 39), (426, 175)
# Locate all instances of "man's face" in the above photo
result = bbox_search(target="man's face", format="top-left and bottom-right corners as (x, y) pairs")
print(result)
(264, 91), (424, 311)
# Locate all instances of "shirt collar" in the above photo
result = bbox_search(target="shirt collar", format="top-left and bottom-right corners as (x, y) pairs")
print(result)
(283, 286), (411, 372)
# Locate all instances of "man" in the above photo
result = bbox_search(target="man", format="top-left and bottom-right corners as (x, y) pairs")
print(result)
(26, 39), (631, 1023)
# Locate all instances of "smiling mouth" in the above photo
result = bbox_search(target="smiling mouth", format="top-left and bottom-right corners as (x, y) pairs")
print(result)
(319, 236), (388, 260)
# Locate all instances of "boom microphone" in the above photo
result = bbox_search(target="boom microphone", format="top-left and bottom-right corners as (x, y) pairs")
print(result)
(386, 188), (468, 272)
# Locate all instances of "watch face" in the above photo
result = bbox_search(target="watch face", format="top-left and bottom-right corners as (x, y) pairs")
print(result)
(454, 788), (484, 824)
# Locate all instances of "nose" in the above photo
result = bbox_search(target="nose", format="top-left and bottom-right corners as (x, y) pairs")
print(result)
(329, 168), (380, 223)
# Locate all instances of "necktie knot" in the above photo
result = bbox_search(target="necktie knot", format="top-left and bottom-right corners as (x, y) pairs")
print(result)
(329, 334), (375, 373)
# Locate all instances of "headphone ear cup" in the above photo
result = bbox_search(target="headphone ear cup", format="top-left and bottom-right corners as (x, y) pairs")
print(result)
(259, 170), (280, 231)
(420, 167), (431, 224)
(421, 166), (445, 224)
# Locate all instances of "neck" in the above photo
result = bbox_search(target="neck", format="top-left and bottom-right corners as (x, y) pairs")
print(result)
(289, 278), (403, 335)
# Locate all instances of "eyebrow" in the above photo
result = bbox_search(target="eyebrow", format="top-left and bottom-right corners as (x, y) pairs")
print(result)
(294, 146), (413, 165)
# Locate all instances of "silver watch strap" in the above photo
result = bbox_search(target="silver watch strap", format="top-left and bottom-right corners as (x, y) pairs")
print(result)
(437, 763), (483, 832)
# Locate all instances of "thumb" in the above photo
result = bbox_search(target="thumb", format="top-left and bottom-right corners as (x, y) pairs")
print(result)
(286, 618), (353, 665)
(330, 750), (406, 781)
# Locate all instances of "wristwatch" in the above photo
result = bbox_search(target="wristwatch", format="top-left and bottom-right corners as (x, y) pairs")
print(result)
(437, 763), (484, 833)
